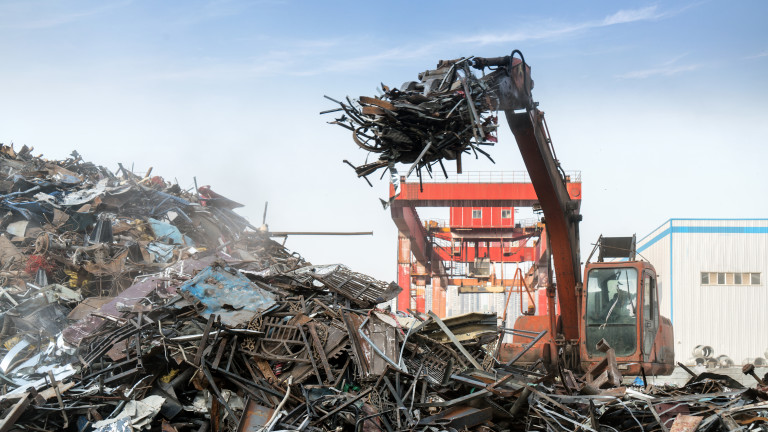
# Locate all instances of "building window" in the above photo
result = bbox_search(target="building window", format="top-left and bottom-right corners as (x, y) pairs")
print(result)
(701, 272), (761, 285)
(472, 209), (482, 218)
(501, 209), (512, 219)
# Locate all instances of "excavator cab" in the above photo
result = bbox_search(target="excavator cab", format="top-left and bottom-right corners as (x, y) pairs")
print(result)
(584, 266), (639, 357)
(499, 244), (674, 377)
(579, 236), (674, 375)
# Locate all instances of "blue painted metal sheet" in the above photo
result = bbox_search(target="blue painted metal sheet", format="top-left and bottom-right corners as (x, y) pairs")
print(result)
(179, 264), (276, 326)
(148, 218), (194, 246)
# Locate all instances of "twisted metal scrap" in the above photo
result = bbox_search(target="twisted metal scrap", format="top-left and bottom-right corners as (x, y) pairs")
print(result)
(324, 57), (500, 183)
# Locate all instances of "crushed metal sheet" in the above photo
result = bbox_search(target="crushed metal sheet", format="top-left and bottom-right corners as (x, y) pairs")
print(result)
(179, 262), (277, 326)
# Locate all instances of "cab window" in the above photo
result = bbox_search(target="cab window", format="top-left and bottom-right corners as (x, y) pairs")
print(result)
(585, 267), (638, 356)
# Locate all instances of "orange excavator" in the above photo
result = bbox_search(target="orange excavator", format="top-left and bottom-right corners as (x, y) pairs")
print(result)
(472, 51), (674, 376)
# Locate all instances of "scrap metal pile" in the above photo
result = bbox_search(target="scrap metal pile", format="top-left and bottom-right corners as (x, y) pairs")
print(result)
(324, 57), (502, 185)
(0, 144), (767, 432)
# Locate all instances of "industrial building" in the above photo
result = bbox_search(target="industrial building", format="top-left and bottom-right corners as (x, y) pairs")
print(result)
(636, 218), (768, 364)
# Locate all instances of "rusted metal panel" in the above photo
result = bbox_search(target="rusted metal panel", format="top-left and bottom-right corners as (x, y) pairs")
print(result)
(237, 400), (275, 432)
(669, 414), (703, 432)
(419, 405), (492, 429)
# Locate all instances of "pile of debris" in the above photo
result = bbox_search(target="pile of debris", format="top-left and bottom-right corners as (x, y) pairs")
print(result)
(0, 144), (767, 432)
(324, 57), (501, 185)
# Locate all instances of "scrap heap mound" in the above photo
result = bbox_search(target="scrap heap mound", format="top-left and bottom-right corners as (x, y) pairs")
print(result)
(0, 144), (766, 432)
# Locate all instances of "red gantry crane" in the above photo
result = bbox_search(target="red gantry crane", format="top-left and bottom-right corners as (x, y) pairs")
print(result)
(390, 171), (582, 319)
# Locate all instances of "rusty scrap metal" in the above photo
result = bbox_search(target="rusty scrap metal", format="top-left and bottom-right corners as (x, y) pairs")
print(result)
(0, 144), (765, 432)
(743, 363), (767, 386)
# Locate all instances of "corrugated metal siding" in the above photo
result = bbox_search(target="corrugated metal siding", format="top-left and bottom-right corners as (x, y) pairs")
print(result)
(672, 219), (768, 364)
(638, 219), (768, 363)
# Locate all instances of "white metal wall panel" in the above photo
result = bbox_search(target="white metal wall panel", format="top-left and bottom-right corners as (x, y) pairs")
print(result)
(638, 219), (768, 363)
(672, 219), (768, 363)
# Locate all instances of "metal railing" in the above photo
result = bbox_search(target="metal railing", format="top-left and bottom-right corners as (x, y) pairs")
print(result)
(425, 217), (540, 229)
(404, 170), (581, 184)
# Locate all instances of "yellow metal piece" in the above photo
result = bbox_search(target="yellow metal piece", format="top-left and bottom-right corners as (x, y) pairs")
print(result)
(3, 335), (22, 350)
(135, 220), (155, 241)
(160, 368), (180, 383)
(64, 269), (88, 288)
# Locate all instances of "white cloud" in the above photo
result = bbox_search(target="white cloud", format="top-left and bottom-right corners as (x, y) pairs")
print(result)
(136, 5), (684, 81)
(745, 50), (768, 59)
(136, 36), (345, 81)
(307, 45), (436, 75)
(167, 0), (283, 28)
(140, 40), (434, 81)
(602, 6), (660, 25)
(453, 24), (589, 46)
(617, 63), (700, 79)
(0, 1), (131, 30)
(616, 52), (702, 79)
(453, 5), (669, 47)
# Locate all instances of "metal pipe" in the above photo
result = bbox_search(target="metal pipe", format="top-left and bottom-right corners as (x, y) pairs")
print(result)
(268, 232), (373, 237)
(263, 376), (292, 432)
(509, 387), (532, 418)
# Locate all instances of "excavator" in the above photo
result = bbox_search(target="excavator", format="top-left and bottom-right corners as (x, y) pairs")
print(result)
(469, 51), (675, 377)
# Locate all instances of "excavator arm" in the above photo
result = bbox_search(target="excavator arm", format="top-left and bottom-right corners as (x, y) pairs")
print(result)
(473, 50), (581, 348)
(506, 110), (582, 341)
(473, 53), (583, 343)
(476, 53), (673, 376)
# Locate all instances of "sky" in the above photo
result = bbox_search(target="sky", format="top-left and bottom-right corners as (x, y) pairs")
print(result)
(0, 0), (766, 282)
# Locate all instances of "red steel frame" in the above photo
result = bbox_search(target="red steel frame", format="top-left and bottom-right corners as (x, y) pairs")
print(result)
(390, 175), (581, 317)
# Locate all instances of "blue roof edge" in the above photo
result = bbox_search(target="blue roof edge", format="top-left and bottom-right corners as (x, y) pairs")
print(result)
(638, 218), (768, 245)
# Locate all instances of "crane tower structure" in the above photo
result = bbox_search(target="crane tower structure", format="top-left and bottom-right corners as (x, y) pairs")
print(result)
(390, 170), (582, 317)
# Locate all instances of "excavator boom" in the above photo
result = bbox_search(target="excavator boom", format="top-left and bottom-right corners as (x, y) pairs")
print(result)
(505, 110), (582, 341)
(474, 52), (674, 375)
(473, 53), (583, 343)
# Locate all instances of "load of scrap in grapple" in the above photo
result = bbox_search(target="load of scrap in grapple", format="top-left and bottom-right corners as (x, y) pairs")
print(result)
(324, 57), (506, 184)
